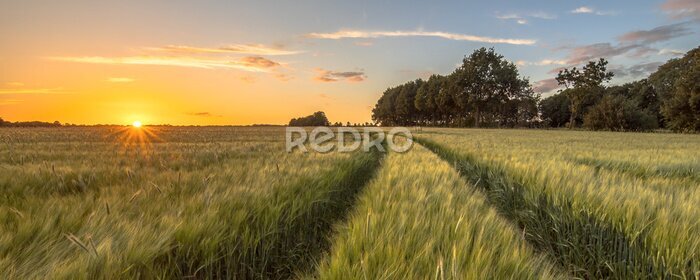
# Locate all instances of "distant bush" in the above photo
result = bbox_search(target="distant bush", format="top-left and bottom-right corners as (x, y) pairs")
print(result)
(583, 95), (658, 131)
(289, 111), (330, 126)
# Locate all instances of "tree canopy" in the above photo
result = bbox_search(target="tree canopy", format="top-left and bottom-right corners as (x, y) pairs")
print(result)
(372, 46), (700, 132)
(556, 58), (614, 128)
(372, 48), (539, 128)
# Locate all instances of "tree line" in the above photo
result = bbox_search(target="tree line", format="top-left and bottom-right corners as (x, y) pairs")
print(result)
(0, 117), (62, 127)
(373, 48), (538, 128)
(372, 46), (699, 132)
(541, 46), (699, 132)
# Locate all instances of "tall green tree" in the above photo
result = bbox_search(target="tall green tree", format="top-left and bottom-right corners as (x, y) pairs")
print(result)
(395, 80), (422, 125)
(372, 87), (398, 125)
(453, 47), (531, 127)
(556, 58), (614, 128)
(415, 75), (444, 125)
(437, 73), (460, 125)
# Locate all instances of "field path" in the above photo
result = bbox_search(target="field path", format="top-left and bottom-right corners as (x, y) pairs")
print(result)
(311, 141), (562, 279)
(415, 137), (685, 279)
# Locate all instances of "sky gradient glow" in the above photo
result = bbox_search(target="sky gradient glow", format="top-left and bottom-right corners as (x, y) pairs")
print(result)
(1, 0), (698, 125)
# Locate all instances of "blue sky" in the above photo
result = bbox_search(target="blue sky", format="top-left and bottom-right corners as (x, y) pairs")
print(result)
(0, 0), (698, 124)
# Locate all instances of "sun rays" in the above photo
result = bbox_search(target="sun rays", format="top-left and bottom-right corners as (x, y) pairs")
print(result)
(104, 125), (164, 154)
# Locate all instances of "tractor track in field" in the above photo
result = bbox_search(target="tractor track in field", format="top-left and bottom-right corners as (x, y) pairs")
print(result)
(260, 149), (386, 279)
(415, 137), (679, 279)
(147, 148), (386, 279)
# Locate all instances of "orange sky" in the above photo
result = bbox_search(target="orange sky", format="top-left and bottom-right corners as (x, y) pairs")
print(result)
(0, 59), (376, 125)
(0, 2), (389, 125)
(0, 47), (383, 125)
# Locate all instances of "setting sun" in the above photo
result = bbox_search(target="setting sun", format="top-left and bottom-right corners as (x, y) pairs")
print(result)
(132, 121), (142, 128)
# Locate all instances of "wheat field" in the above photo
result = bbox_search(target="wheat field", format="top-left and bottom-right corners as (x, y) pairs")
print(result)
(1, 126), (698, 279)
(416, 128), (700, 279)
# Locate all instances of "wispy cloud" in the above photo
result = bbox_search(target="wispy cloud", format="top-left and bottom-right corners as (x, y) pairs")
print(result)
(0, 99), (23, 105)
(0, 87), (67, 95)
(0, 82), (67, 95)
(571, 6), (616, 16)
(314, 68), (366, 82)
(617, 22), (692, 44)
(495, 11), (557, 24)
(547, 66), (569, 75)
(239, 72), (293, 83)
(239, 56), (280, 68)
(611, 62), (665, 78)
(5, 82), (24, 87)
(547, 23), (690, 79)
(495, 14), (529, 24)
(562, 43), (639, 65)
(186, 112), (222, 117)
(533, 78), (560, 94)
(274, 73), (293, 81)
(529, 11), (558, 20)
(555, 22), (692, 66)
(516, 59), (567, 66)
(627, 46), (658, 58)
(658, 48), (686, 56)
(571, 6), (594, 14)
(627, 62), (664, 77)
(240, 75), (256, 83)
(496, 14), (520, 20)
(306, 29), (536, 45)
(48, 56), (281, 72)
(107, 77), (135, 83)
(662, 0), (700, 21)
(149, 44), (302, 56)
(354, 41), (374, 47)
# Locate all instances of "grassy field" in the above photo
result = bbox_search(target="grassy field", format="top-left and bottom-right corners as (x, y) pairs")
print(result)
(1, 126), (698, 279)
(0, 127), (380, 279)
(416, 128), (700, 279)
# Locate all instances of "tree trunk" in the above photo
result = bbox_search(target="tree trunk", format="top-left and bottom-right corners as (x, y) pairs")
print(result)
(474, 106), (480, 128)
